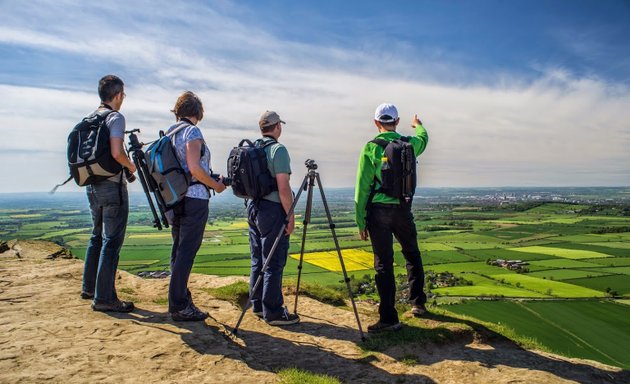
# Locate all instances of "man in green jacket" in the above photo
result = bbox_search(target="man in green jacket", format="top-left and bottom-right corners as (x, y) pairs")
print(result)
(355, 103), (429, 333)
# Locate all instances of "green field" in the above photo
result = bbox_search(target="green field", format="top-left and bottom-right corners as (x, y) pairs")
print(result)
(445, 300), (630, 369)
(2, 193), (630, 370)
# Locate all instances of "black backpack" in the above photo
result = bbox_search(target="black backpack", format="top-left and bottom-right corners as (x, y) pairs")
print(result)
(227, 138), (278, 200)
(371, 137), (417, 202)
(66, 109), (122, 186)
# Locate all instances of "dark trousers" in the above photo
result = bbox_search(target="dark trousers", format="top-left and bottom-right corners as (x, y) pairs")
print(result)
(248, 199), (290, 320)
(168, 197), (209, 313)
(83, 181), (128, 304)
(367, 205), (426, 323)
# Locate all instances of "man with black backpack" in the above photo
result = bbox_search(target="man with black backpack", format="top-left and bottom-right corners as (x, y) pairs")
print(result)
(81, 75), (136, 313)
(247, 111), (299, 326)
(355, 103), (429, 333)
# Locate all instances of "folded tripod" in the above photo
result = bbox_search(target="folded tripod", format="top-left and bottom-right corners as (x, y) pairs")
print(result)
(125, 129), (169, 230)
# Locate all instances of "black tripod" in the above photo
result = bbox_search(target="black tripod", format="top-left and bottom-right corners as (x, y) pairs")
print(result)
(232, 159), (365, 341)
(125, 129), (169, 230)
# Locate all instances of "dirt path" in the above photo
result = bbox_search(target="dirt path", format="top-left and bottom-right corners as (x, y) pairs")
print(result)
(1, 240), (627, 383)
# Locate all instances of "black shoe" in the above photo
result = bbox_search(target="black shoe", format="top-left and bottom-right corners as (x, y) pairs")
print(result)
(92, 300), (134, 313)
(253, 310), (263, 318)
(171, 303), (209, 322)
(367, 321), (402, 333)
(80, 291), (94, 300)
(411, 304), (427, 317)
(266, 307), (300, 326)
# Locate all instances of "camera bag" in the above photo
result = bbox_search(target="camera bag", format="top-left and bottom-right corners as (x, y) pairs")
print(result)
(227, 138), (278, 200)
(66, 109), (121, 186)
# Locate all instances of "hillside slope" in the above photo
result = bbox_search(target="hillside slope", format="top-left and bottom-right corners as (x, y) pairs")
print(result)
(0, 240), (627, 383)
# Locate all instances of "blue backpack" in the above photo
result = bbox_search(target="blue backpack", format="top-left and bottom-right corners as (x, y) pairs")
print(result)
(144, 123), (194, 209)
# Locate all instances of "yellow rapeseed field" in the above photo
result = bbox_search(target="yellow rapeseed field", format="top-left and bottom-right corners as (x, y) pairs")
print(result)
(290, 248), (374, 272)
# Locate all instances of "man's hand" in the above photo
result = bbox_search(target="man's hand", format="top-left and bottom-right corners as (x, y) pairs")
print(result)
(359, 229), (369, 241)
(285, 215), (295, 235)
(127, 163), (137, 174)
(412, 114), (422, 127)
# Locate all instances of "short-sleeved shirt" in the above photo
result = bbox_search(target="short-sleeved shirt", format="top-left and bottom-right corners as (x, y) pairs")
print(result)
(260, 136), (291, 203)
(167, 121), (211, 200)
(96, 108), (125, 183)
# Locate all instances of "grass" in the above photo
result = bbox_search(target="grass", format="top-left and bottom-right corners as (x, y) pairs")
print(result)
(492, 274), (606, 297)
(153, 297), (168, 305)
(445, 300), (630, 369)
(284, 280), (347, 307)
(508, 246), (612, 259)
(277, 368), (340, 384)
(202, 281), (249, 307)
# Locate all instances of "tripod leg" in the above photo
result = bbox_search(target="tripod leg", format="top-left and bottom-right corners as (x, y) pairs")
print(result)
(138, 153), (170, 229)
(315, 173), (366, 341)
(132, 151), (162, 230)
(232, 173), (309, 335)
(293, 173), (315, 314)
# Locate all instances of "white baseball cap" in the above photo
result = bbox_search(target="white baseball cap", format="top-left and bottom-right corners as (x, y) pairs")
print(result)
(374, 103), (399, 123)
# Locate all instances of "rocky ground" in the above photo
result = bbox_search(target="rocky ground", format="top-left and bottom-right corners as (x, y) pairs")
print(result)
(0, 240), (627, 383)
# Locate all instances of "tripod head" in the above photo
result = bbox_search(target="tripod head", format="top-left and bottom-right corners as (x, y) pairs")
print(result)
(304, 159), (318, 170)
(125, 129), (143, 151)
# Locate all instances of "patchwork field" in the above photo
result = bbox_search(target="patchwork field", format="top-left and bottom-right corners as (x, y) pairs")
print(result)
(2, 191), (630, 369)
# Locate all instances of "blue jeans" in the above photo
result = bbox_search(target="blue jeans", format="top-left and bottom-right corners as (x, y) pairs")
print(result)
(168, 197), (209, 313)
(248, 199), (290, 320)
(367, 205), (426, 323)
(83, 180), (128, 304)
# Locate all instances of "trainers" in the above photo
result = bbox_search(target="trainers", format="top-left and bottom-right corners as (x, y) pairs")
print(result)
(80, 291), (94, 300)
(171, 303), (209, 322)
(411, 304), (427, 317)
(266, 307), (300, 326)
(253, 310), (263, 318)
(367, 321), (402, 333)
(92, 300), (134, 313)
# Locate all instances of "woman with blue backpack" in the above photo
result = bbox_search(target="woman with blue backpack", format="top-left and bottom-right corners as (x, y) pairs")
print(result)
(166, 91), (227, 322)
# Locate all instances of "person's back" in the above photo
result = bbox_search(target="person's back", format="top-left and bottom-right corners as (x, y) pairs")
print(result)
(165, 91), (227, 322)
(82, 75), (137, 313)
(354, 103), (429, 333)
(247, 111), (299, 326)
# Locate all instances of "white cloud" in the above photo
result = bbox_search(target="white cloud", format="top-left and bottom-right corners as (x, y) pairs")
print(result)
(0, 0), (629, 192)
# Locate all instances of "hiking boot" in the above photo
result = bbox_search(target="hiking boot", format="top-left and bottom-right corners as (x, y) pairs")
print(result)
(80, 291), (94, 300)
(92, 300), (134, 313)
(367, 321), (402, 333)
(171, 303), (209, 322)
(266, 307), (300, 326)
(411, 304), (427, 317)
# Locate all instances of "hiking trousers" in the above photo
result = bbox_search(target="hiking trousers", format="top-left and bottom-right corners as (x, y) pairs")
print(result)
(83, 180), (128, 305)
(168, 197), (209, 313)
(367, 205), (426, 324)
(247, 199), (290, 321)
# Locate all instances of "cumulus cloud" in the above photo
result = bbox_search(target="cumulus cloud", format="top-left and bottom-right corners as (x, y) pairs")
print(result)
(0, 0), (628, 192)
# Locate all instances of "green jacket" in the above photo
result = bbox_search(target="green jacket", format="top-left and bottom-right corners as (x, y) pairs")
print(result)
(354, 124), (429, 230)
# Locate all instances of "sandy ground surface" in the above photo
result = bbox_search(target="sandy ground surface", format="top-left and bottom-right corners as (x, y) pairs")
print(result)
(1, 240), (628, 384)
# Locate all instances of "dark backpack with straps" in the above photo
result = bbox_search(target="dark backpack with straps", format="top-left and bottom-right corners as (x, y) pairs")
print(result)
(227, 138), (278, 200)
(371, 137), (417, 202)
(66, 109), (121, 186)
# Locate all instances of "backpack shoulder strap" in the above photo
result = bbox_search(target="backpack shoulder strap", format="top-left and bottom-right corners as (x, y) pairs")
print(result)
(256, 136), (278, 148)
(166, 121), (191, 137)
(370, 138), (389, 148)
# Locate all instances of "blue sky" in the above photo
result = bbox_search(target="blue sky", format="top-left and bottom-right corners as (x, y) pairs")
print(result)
(0, 0), (629, 192)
